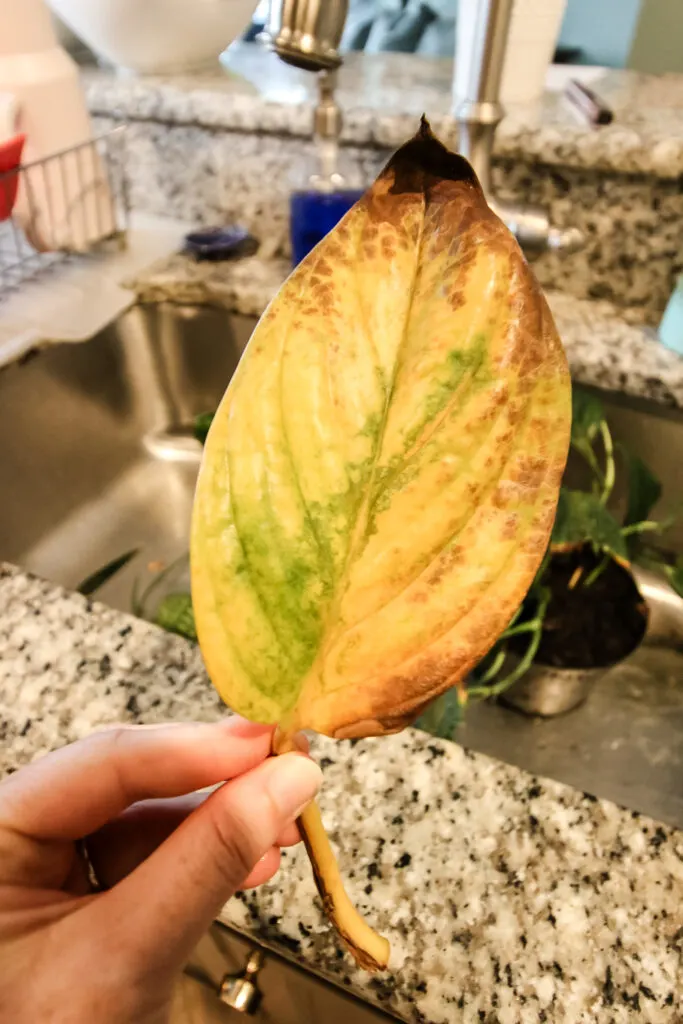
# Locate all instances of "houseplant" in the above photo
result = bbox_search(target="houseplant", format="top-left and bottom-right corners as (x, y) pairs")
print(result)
(83, 390), (683, 724)
(421, 387), (683, 729)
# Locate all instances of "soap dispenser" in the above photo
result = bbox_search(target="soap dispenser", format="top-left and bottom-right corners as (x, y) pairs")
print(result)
(289, 70), (364, 266)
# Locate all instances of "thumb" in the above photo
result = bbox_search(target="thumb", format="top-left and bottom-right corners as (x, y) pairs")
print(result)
(99, 752), (322, 973)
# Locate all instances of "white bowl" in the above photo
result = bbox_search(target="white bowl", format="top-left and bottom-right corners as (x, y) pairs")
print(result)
(47, 0), (258, 75)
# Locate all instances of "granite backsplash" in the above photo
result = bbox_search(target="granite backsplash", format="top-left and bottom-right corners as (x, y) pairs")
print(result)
(88, 46), (683, 326)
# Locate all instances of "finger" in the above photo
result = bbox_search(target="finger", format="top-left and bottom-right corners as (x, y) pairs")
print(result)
(292, 733), (310, 755)
(90, 797), (300, 889)
(0, 718), (274, 841)
(100, 753), (321, 974)
(88, 794), (207, 888)
(241, 847), (281, 889)
(276, 821), (301, 847)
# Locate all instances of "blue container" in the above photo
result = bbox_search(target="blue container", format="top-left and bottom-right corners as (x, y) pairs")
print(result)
(290, 189), (364, 266)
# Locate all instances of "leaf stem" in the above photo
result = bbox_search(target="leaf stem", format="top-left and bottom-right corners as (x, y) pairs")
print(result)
(272, 732), (390, 972)
(621, 520), (662, 538)
(575, 441), (605, 486)
(582, 552), (611, 588)
(501, 620), (542, 639)
(468, 592), (550, 700)
(475, 646), (507, 685)
(599, 420), (615, 505)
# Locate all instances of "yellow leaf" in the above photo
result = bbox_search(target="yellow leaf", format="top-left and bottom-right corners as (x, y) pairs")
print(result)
(191, 119), (571, 969)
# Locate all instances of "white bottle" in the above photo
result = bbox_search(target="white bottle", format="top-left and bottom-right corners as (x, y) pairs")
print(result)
(0, 0), (113, 250)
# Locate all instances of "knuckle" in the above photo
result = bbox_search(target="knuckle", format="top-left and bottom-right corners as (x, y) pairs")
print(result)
(104, 725), (131, 753)
(100, 726), (137, 804)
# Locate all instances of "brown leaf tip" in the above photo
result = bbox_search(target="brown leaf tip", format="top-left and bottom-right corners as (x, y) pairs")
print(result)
(385, 116), (482, 199)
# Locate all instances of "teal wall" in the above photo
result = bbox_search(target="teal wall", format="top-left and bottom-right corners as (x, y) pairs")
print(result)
(558, 0), (642, 67)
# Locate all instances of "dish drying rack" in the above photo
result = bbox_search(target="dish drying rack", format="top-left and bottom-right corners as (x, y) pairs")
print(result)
(0, 126), (128, 298)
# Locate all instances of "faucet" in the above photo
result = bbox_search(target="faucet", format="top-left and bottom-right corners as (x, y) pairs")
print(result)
(453, 0), (582, 253)
(268, 2), (347, 179)
(267, 0), (348, 72)
(267, 0), (582, 254)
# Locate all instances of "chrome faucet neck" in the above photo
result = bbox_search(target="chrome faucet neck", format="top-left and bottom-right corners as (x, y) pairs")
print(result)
(453, 0), (582, 254)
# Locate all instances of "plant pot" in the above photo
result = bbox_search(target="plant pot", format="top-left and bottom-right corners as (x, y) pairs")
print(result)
(500, 661), (606, 717)
(631, 564), (683, 652)
(47, 0), (258, 75)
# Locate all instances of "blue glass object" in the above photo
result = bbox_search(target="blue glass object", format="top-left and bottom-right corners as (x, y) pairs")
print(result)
(290, 189), (364, 266)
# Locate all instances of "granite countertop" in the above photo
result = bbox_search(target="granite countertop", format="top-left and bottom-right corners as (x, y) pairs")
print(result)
(1, 562), (681, 1023)
(85, 43), (683, 179)
(126, 251), (683, 411)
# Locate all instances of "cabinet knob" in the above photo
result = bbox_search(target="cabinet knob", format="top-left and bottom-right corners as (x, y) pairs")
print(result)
(218, 949), (265, 1015)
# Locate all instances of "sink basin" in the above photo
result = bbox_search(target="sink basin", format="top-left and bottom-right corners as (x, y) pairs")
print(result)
(0, 303), (253, 612)
(1, 303), (682, 833)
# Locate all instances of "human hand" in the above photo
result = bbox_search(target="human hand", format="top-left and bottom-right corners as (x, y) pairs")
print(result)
(0, 717), (322, 1024)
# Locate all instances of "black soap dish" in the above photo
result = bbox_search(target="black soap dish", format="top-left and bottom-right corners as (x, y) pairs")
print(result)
(183, 226), (258, 261)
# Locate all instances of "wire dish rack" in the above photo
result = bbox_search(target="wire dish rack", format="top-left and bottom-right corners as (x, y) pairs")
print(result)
(0, 126), (128, 298)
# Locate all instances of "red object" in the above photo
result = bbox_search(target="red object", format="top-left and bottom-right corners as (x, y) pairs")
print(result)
(0, 133), (26, 221)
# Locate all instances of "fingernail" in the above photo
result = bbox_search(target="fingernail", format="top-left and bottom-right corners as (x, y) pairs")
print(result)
(292, 731), (309, 753)
(267, 754), (322, 820)
(223, 717), (274, 739)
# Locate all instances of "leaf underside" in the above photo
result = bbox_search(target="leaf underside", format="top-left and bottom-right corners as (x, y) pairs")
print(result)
(191, 120), (571, 741)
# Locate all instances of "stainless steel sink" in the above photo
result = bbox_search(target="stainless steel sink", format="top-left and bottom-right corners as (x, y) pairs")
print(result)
(179, 922), (397, 1023)
(0, 303), (253, 612)
(1, 303), (682, 836)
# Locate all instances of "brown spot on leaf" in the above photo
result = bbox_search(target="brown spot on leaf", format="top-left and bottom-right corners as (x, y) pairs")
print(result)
(501, 513), (519, 540)
(427, 545), (464, 586)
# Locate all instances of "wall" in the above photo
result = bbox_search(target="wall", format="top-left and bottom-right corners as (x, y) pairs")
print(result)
(629, 0), (683, 74)
(558, 0), (642, 67)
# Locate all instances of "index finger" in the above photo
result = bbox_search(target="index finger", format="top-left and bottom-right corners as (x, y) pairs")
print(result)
(0, 717), (274, 840)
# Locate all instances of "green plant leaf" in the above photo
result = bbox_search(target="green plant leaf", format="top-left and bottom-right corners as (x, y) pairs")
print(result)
(662, 554), (683, 599)
(551, 488), (628, 561)
(622, 449), (662, 527)
(194, 412), (215, 446)
(668, 566), (683, 599)
(415, 687), (464, 739)
(571, 389), (604, 448)
(154, 593), (197, 641)
(76, 548), (139, 597)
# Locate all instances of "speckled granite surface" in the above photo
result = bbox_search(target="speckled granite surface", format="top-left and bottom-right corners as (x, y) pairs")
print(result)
(125, 252), (683, 411)
(87, 45), (683, 322)
(86, 44), (683, 179)
(1, 563), (681, 1023)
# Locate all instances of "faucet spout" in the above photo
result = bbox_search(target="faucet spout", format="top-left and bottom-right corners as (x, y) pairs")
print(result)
(453, 0), (583, 254)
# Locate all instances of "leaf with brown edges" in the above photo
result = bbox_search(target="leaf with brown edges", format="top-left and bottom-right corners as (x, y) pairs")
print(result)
(191, 118), (571, 970)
